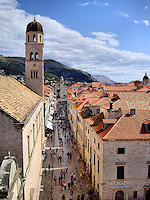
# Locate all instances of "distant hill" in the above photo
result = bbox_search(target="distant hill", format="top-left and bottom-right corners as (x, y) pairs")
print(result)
(0, 56), (115, 84)
(92, 75), (116, 85)
(0, 56), (94, 83)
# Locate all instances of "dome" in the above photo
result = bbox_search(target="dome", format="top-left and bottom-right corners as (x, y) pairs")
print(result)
(143, 73), (149, 80)
(26, 18), (43, 33)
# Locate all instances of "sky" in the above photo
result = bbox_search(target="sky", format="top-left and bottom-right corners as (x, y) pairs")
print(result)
(0, 0), (150, 82)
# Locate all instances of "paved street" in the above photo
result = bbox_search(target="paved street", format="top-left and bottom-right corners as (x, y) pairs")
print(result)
(39, 101), (97, 200)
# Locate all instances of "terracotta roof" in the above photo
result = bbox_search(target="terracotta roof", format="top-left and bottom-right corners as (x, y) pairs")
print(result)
(103, 110), (150, 140)
(102, 119), (117, 124)
(116, 92), (150, 110)
(0, 76), (42, 123)
(85, 113), (104, 125)
(92, 123), (114, 139)
(143, 120), (150, 125)
(104, 85), (136, 92)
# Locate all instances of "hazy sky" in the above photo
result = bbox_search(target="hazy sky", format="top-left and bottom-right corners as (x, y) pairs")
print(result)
(0, 0), (150, 82)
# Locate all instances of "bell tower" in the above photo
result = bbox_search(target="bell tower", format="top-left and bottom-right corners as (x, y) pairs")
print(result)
(60, 76), (64, 99)
(25, 17), (44, 97)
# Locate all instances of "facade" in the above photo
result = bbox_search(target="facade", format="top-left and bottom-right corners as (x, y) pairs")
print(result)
(0, 75), (44, 200)
(0, 156), (22, 199)
(25, 17), (44, 97)
(67, 83), (150, 200)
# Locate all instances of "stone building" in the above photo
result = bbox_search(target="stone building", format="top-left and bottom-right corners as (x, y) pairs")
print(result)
(0, 155), (22, 199)
(0, 74), (44, 200)
(59, 76), (64, 99)
(25, 17), (44, 97)
(143, 73), (150, 86)
(67, 83), (150, 200)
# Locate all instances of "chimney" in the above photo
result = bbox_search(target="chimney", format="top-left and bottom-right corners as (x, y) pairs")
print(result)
(130, 109), (136, 115)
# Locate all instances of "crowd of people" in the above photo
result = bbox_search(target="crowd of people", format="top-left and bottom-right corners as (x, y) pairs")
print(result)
(45, 100), (96, 200)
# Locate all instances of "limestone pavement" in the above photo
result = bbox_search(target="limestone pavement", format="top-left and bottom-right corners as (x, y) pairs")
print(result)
(39, 101), (97, 200)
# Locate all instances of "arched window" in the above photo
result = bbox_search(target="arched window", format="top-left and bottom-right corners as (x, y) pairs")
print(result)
(33, 34), (36, 42)
(40, 35), (42, 42)
(35, 52), (38, 60)
(30, 52), (33, 60)
(28, 35), (29, 42)
(115, 190), (124, 200)
(31, 71), (38, 78)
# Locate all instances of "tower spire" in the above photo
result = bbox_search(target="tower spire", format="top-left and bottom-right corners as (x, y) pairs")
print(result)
(34, 14), (36, 21)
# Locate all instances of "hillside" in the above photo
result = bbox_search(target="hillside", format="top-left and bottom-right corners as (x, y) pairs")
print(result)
(92, 75), (116, 84)
(0, 56), (94, 83)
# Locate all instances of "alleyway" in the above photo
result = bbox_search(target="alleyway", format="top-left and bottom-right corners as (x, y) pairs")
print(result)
(39, 100), (97, 200)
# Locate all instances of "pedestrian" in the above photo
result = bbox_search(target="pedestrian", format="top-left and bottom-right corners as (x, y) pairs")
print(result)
(44, 168), (47, 175)
(74, 180), (76, 187)
(80, 171), (82, 179)
(63, 170), (66, 178)
(64, 182), (66, 190)
(82, 170), (85, 177)
(77, 155), (80, 161)
(48, 164), (50, 170)
(71, 179), (74, 188)
(66, 165), (68, 173)
(86, 193), (90, 200)
(54, 176), (57, 184)
(61, 194), (65, 200)
(68, 181), (70, 190)
(70, 152), (72, 159)
(60, 182), (63, 191)
(59, 176), (61, 184)
(77, 195), (80, 200)
(81, 194), (84, 200)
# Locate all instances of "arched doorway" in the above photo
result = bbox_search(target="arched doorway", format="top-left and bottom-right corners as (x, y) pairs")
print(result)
(115, 190), (124, 200)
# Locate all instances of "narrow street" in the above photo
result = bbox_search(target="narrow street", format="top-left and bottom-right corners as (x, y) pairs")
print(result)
(39, 100), (97, 200)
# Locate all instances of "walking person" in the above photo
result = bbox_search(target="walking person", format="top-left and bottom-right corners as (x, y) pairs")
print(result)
(77, 195), (80, 200)
(61, 194), (65, 200)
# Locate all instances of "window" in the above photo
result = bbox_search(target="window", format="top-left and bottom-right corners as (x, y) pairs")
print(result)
(33, 34), (36, 42)
(117, 166), (124, 179)
(40, 35), (42, 42)
(148, 165), (150, 178)
(118, 148), (125, 154)
(30, 52), (33, 60)
(94, 138), (95, 143)
(27, 135), (30, 158)
(88, 129), (89, 134)
(35, 52), (38, 60)
(98, 143), (100, 149)
(31, 71), (38, 78)
(33, 124), (35, 142)
(88, 143), (89, 152)
(94, 153), (95, 165)
(28, 35), (29, 42)
(133, 191), (137, 198)
(98, 160), (99, 173)
(97, 108), (100, 114)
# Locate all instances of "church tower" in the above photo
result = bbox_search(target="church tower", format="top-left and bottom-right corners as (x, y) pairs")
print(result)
(25, 17), (44, 97)
(59, 76), (64, 99)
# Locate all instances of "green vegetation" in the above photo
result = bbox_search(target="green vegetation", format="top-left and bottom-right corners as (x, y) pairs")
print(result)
(0, 56), (94, 83)
(44, 72), (59, 82)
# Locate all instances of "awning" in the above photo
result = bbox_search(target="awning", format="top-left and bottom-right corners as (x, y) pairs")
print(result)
(48, 115), (53, 122)
(46, 121), (53, 130)
(50, 108), (54, 115)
